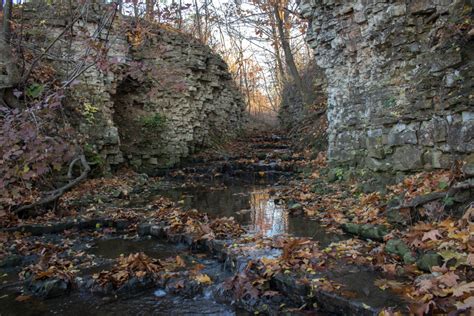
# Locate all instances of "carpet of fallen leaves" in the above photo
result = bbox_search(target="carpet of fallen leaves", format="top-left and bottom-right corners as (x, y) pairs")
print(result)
(1, 132), (472, 315)
(0, 172), (245, 301)
(153, 206), (245, 241)
(274, 150), (473, 315)
(93, 252), (163, 288)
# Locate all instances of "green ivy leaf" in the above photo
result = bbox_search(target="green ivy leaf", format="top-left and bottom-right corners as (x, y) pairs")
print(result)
(26, 83), (44, 98)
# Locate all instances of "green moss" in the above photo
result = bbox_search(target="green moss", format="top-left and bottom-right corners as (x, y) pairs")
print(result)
(383, 96), (397, 108)
(84, 144), (105, 173)
(139, 113), (167, 130)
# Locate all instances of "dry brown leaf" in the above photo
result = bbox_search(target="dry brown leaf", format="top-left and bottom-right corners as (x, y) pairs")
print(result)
(455, 296), (474, 311)
(195, 274), (212, 284)
(15, 295), (31, 302)
(176, 255), (186, 267)
(422, 229), (442, 242)
(452, 282), (474, 297)
(437, 272), (459, 288)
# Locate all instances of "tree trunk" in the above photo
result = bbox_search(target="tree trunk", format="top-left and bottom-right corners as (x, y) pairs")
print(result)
(0, 0), (20, 108)
(203, 0), (209, 43)
(133, 2), (139, 20)
(272, 2), (309, 106)
(194, 0), (202, 41)
(268, 10), (285, 90)
(177, 0), (183, 29)
(116, 0), (123, 14)
(2, 0), (12, 44)
(145, 0), (154, 21)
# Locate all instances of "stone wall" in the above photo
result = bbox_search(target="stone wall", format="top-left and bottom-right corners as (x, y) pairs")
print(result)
(300, 0), (474, 174)
(106, 27), (246, 171)
(31, 4), (246, 172)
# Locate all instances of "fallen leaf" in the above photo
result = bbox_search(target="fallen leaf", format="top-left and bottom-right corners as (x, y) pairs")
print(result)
(135, 271), (146, 278)
(15, 295), (31, 302)
(467, 254), (474, 267)
(176, 255), (186, 267)
(374, 279), (405, 291)
(195, 274), (212, 284)
(452, 282), (474, 297)
(455, 296), (474, 311)
(437, 272), (459, 287)
(422, 229), (442, 242)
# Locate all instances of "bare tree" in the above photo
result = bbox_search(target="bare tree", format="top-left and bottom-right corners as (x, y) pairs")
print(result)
(145, 0), (155, 21)
(0, 0), (20, 108)
(272, 0), (309, 106)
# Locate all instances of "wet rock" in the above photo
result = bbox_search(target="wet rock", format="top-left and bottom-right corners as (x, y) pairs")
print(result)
(114, 219), (130, 231)
(27, 278), (70, 298)
(166, 278), (203, 298)
(137, 223), (152, 236)
(116, 277), (156, 295)
(273, 274), (308, 303)
(417, 253), (443, 272)
(0, 254), (22, 268)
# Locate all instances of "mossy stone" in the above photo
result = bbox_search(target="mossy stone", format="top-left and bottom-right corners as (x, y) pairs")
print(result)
(385, 239), (411, 257)
(359, 224), (388, 241)
(416, 253), (443, 272)
(403, 252), (416, 264)
(341, 223), (361, 235)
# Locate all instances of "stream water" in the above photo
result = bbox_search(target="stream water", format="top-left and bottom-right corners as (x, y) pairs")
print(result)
(145, 177), (346, 246)
(0, 162), (404, 315)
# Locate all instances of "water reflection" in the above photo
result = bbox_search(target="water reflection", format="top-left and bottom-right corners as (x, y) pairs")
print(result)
(249, 191), (288, 236)
(154, 183), (345, 243)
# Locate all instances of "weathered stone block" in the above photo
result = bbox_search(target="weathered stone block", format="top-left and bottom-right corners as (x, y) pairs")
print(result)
(419, 120), (434, 146)
(408, 1), (436, 15)
(387, 4), (407, 17)
(387, 123), (418, 146)
(366, 157), (391, 172)
(392, 146), (423, 171)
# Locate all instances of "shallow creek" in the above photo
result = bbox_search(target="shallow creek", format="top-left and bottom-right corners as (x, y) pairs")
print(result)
(154, 180), (345, 245)
(0, 174), (403, 315)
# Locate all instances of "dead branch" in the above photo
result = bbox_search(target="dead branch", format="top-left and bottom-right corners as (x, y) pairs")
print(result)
(13, 154), (91, 215)
(67, 157), (81, 179)
(393, 178), (474, 210)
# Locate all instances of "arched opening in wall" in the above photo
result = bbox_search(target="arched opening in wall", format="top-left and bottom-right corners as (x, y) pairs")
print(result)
(111, 76), (165, 171)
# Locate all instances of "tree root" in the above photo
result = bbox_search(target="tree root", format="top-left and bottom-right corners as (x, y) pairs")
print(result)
(13, 154), (91, 215)
(393, 178), (474, 210)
